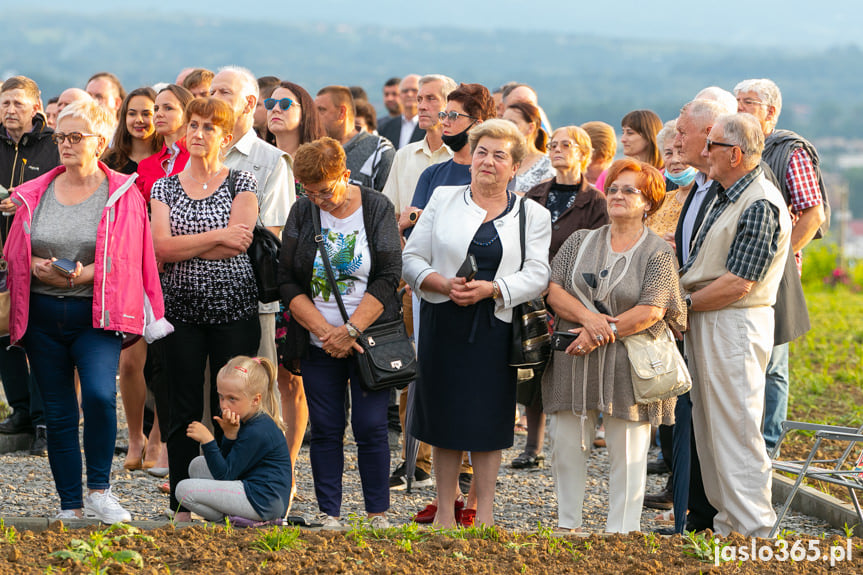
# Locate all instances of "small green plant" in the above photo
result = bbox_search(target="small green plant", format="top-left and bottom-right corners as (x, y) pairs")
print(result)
(0, 520), (17, 544)
(222, 517), (234, 535)
(345, 514), (368, 548)
(394, 537), (413, 553)
(251, 526), (303, 553)
(843, 522), (857, 538)
(643, 532), (660, 554)
(452, 551), (471, 560)
(50, 523), (153, 574)
(505, 540), (537, 552)
(681, 530), (729, 564)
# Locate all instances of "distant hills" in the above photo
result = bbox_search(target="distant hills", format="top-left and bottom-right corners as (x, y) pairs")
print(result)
(4, 9), (863, 140)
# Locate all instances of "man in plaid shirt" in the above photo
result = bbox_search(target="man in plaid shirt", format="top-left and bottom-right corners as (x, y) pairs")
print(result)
(734, 78), (827, 453)
(680, 114), (792, 537)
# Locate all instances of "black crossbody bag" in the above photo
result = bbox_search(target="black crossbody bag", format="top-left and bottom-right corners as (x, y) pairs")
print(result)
(310, 205), (416, 391)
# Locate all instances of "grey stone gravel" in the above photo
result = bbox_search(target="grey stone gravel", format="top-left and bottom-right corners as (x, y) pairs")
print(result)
(0, 398), (843, 537)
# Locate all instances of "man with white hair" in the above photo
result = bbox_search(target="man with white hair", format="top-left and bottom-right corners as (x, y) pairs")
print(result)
(381, 74), (456, 490)
(378, 74), (425, 150)
(681, 113), (791, 537)
(210, 65), (295, 366)
(734, 78), (827, 453)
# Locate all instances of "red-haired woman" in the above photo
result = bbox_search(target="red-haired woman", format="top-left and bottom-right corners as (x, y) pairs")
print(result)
(542, 158), (685, 534)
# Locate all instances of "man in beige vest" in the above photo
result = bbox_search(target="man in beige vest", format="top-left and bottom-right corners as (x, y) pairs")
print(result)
(679, 113), (791, 537)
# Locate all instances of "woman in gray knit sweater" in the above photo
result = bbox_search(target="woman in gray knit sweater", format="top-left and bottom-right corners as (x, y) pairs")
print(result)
(542, 158), (686, 534)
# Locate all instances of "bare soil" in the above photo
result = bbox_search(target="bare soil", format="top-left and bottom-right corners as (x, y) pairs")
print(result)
(1, 523), (862, 574)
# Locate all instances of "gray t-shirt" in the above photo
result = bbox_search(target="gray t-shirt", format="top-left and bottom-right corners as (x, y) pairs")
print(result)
(30, 178), (108, 297)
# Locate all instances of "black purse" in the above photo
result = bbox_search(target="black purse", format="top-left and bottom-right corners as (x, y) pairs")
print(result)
(227, 169), (281, 303)
(311, 205), (416, 392)
(508, 199), (551, 369)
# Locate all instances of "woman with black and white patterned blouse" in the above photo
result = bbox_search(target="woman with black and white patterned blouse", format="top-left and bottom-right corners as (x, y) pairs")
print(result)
(150, 97), (260, 522)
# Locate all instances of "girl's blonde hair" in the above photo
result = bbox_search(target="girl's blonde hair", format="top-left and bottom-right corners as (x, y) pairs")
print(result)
(217, 356), (285, 432)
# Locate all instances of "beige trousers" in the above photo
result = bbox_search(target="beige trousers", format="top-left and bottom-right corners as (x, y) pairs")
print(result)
(550, 410), (650, 532)
(687, 307), (777, 537)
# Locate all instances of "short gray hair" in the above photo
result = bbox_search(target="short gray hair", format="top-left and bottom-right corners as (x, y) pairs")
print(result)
(419, 74), (457, 100)
(734, 78), (782, 118)
(656, 119), (677, 152)
(694, 86), (737, 115)
(715, 113), (764, 167)
(468, 118), (527, 165)
(681, 99), (727, 129)
(217, 65), (259, 100)
(57, 99), (114, 142)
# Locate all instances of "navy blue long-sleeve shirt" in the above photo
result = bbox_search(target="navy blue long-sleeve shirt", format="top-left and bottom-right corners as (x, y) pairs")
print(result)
(201, 412), (292, 520)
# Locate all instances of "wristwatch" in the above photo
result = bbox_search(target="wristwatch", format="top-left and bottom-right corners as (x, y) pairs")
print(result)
(685, 294), (693, 309)
(345, 321), (361, 338)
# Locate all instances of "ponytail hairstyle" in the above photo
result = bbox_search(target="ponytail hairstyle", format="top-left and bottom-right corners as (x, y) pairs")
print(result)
(218, 356), (285, 432)
(505, 101), (547, 153)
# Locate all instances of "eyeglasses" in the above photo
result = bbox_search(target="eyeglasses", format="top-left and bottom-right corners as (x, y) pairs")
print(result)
(606, 185), (642, 196)
(263, 98), (296, 111)
(548, 140), (575, 151)
(304, 174), (344, 200)
(705, 139), (737, 152)
(737, 98), (766, 107)
(51, 132), (100, 145)
(438, 111), (476, 123)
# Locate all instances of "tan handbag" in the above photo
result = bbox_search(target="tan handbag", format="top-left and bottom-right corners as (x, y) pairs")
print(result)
(621, 327), (691, 404)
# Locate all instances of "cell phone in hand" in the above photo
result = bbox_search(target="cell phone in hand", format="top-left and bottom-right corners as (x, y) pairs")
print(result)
(51, 258), (77, 277)
(551, 330), (580, 351)
(456, 253), (478, 281)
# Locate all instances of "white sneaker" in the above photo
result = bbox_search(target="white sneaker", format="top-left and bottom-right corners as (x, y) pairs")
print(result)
(314, 513), (342, 529)
(54, 509), (80, 520)
(83, 487), (131, 524)
(369, 515), (390, 529)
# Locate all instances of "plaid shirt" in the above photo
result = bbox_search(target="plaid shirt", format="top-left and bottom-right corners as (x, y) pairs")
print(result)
(786, 148), (822, 212)
(681, 166), (781, 282)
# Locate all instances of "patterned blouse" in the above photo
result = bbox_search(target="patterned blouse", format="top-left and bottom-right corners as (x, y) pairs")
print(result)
(645, 191), (686, 238)
(510, 155), (556, 193)
(151, 170), (259, 324)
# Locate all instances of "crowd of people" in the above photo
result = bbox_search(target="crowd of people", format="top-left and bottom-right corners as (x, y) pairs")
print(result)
(0, 67), (828, 536)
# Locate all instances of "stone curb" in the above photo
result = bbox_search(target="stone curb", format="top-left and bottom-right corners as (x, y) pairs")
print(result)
(773, 473), (863, 537)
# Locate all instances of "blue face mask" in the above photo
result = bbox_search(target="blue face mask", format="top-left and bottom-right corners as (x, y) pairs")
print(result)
(665, 166), (697, 187)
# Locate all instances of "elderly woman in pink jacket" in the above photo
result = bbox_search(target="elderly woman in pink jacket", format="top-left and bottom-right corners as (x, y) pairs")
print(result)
(4, 99), (170, 523)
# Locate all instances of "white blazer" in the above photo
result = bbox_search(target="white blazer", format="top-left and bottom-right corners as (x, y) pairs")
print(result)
(402, 185), (551, 323)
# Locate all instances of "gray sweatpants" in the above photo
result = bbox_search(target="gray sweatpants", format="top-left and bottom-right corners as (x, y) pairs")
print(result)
(175, 456), (262, 521)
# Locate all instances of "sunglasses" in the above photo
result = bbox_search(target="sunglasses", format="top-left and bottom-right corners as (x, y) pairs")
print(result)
(263, 98), (296, 111)
(705, 139), (737, 152)
(438, 111), (476, 123)
(51, 132), (100, 145)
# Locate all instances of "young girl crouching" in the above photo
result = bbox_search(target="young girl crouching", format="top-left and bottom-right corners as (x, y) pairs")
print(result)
(176, 356), (292, 522)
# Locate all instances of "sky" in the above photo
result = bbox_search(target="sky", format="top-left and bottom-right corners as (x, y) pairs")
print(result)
(17, 0), (863, 49)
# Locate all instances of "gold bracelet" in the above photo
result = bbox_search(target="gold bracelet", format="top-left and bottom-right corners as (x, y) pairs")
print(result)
(492, 281), (500, 300)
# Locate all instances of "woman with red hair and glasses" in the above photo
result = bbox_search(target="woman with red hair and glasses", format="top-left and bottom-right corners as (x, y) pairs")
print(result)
(543, 158), (684, 534)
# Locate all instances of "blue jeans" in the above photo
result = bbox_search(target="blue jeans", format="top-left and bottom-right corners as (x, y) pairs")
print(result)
(0, 335), (44, 426)
(763, 342), (790, 452)
(302, 346), (390, 516)
(23, 294), (122, 510)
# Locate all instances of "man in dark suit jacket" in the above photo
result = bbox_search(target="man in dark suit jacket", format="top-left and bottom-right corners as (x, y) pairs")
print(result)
(378, 75), (424, 149)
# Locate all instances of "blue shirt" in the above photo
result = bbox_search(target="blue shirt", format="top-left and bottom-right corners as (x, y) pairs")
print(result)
(410, 159), (471, 210)
(201, 412), (292, 520)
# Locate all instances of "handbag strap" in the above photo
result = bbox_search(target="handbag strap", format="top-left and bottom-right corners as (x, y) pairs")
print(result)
(226, 167), (265, 228)
(517, 197), (526, 272)
(568, 228), (601, 314)
(310, 205), (351, 324)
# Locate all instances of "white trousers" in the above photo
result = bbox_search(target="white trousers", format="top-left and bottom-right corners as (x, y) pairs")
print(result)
(688, 307), (777, 537)
(550, 410), (650, 533)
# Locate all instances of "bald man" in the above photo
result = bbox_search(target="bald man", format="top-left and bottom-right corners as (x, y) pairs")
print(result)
(56, 88), (92, 113)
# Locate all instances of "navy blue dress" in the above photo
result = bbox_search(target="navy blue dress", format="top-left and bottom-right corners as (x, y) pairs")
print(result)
(411, 203), (517, 452)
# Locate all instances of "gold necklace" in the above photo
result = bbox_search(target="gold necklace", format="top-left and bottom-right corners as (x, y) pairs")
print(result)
(187, 166), (225, 191)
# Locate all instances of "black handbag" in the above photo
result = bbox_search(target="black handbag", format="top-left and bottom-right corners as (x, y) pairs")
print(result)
(311, 205), (416, 392)
(227, 169), (281, 303)
(508, 199), (551, 369)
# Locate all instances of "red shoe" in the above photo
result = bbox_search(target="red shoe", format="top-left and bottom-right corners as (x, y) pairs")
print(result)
(158, 482), (170, 494)
(412, 498), (465, 524)
(457, 508), (476, 527)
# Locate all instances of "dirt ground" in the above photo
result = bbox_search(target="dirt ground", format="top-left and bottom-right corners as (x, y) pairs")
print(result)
(1, 522), (861, 574)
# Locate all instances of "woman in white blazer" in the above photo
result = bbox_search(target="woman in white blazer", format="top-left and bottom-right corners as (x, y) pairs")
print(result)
(403, 119), (551, 528)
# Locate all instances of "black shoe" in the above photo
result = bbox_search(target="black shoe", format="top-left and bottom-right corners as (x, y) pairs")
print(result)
(646, 459), (670, 475)
(0, 411), (33, 435)
(653, 521), (709, 535)
(29, 426), (47, 456)
(389, 462), (408, 489)
(643, 490), (673, 510)
(458, 472), (472, 495)
(511, 452), (544, 469)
